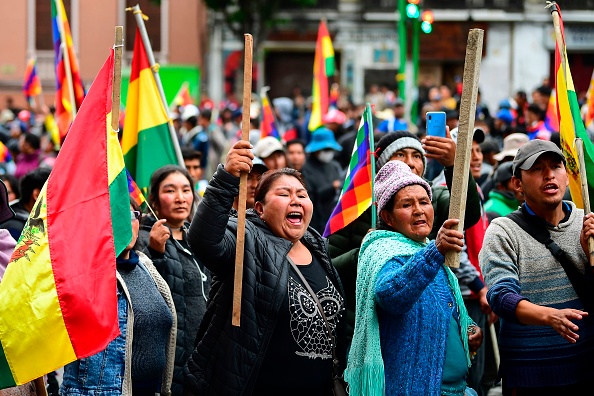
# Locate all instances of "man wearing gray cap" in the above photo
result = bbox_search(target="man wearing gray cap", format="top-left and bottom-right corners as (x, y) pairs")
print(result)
(479, 139), (594, 394)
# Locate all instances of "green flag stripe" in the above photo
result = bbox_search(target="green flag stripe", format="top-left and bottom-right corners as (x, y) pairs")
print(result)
(0, 344), (16, 389)
(131, 122), (178, 192)
(110, 168), (133, 256)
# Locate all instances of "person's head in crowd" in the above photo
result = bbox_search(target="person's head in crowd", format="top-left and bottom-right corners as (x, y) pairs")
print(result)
(233, 157), (268, 210)
(450, 126), (485, 180)
(286, 139), (306, 171)
(183, 115), (198, 132)
(375, 160), (433, 239)
(198, 109), (212, 127)
(494, 133), (530, 164)
(512, 139), (567, 209)
(19, 133), (40, 155)
(515, 90), (528, 109)
(123, 198), (142, 258)
(493, 161), (523, 203)
(375, 131), (426, 177)
(393, 98), (406, 119)
(495, 108), (514, 128)
(0, 174), (20, 203)
(249, 118), (261, 146)
(322, 109), (347, 134)
(254, 168), (312, 243)
(445, 109), (459, 131)
(20, 167), (51, 212)
(532, 85), (552, 110)
(304, 128), (342, 163)
(220, 107), (233, 123)
(526, 103), (546, 125)
(480, 138), (500, 167)
(148, 165), (196, 226)
(253, 136), (287, 170)
(181, 148), (204, 187)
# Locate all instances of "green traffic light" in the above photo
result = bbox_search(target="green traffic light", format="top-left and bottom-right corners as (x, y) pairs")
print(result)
(421, 20), (432, 33)
(406, 3), (420, 19)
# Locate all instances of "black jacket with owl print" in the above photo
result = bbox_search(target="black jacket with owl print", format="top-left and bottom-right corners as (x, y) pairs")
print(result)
(185, 165), (346, 396)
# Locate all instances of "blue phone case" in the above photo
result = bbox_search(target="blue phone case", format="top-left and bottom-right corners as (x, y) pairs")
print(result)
(426, 111), (446, 137)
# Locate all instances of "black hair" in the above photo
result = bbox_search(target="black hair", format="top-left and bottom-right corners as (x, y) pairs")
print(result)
(199, 109), (212, 121)
(184, 116), (198, 128)
(254, 168), (307, 204)
(286, 139), (305, 150)
(20, 167), (51, 204)
(527, 103), (545, 121)
(23, 133), (41, 150)
(0, 174), (20, 200)
(148, 165), (196, 213)
(181, 147), (202, 162)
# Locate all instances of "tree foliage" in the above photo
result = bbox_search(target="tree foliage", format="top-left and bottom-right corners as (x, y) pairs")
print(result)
(202, 0), (317, 49)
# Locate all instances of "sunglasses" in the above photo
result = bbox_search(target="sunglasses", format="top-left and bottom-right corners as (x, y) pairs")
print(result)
(130, 210), (141, 220)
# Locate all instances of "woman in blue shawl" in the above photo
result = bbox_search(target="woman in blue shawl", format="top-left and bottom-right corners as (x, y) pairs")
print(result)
(345, 160), (482, 396)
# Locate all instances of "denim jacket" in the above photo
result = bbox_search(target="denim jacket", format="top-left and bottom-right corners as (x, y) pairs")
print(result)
(60, 251), (177, 396)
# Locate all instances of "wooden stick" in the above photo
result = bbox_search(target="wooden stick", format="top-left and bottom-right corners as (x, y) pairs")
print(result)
(232, 34), (253, 327)
(489, 323), (500, 371)
(445, 29), (484, 268)
(575, 138), (594, 266)
(111, 26), (123, 132)
(33, 376), (48, 396)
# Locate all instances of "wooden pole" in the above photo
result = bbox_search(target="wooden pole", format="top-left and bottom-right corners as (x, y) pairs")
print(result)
(232, 34), (253, 327)
(111, 26), (123, 133)
(129, 5), (185, 167)
(33, 377), (47, 396)
(445, 29), (484, 268)
(575, 138), (594, 266)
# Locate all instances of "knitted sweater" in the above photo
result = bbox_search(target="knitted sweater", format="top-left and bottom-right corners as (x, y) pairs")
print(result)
(345, 230), (471, 396)
(479, 202), (594, 387)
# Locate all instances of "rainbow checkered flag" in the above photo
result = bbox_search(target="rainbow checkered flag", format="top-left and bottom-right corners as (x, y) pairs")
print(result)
(323, 104), (375, 237)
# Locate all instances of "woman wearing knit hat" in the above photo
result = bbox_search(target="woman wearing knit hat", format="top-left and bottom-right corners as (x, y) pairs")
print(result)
(345, 160), (481, 396)
(328, 130), (482, 343)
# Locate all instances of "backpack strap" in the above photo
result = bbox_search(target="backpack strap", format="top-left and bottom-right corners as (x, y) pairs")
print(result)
(506, 208), (594, 311)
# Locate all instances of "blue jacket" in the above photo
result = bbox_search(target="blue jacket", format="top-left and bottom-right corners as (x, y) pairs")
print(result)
(60, 252), (177, 396)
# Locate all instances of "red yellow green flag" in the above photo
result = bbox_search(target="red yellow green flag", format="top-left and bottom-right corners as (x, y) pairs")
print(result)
(122, 28), (179, 193)
(308, 20), (335, 132)
(554, 5), (594, 209)
(0, 49), (131, 388)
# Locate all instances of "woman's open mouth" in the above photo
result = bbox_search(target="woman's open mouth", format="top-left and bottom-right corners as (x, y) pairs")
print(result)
(287, 212), (303, 225)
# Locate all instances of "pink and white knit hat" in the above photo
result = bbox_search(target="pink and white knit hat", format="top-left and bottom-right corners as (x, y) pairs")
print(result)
(375, 160), (432, 212)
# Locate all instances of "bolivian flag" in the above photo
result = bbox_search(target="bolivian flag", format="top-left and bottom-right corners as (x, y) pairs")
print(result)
(122, 28), (179, 193)
(0, 49), (132, 388)
(554, 5), (594, 208)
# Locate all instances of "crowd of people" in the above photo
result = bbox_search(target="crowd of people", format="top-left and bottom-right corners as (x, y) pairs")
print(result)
(0, 76), (594, 396)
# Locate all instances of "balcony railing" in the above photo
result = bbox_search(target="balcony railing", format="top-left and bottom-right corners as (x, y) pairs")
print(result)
(362, 0), (524, 12)
(280, 0), (339, 9)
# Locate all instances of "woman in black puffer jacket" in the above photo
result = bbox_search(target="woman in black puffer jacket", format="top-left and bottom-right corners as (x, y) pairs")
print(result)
(185, 140), (346, 395)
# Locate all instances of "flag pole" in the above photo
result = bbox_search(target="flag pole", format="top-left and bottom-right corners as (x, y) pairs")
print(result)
(548, 2), (578, 153)
(575, 138), (594, 266)
(129, 4), (184, 167)
(111, 26), (123, 133)
(232, 33), (253, 327)
(54, 0), (78, 118)
(367, 103), (377, 228)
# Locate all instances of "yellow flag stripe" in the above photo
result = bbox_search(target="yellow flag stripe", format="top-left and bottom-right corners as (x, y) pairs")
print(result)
(122, 68), (169, 154)
(0, 186), (76, 384)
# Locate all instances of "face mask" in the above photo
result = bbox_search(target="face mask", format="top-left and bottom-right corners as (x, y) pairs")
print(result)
(317, 150), (335, 163)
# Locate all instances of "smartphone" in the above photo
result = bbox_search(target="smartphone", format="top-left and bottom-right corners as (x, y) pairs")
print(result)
(426, 111), (447, 138)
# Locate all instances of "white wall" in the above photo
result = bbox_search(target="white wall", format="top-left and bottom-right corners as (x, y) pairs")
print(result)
(511, 22), (550, 100)
(480, 23), (512, 114)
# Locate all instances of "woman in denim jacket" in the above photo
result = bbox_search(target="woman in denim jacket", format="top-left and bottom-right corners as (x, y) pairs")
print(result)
(60, 202), (177, 396)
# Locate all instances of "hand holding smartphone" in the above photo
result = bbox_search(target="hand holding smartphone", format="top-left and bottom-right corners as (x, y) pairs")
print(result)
(426, 111), (446, 138)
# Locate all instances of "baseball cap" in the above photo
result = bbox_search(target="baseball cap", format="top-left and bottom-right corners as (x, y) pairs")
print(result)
(253, 136), (284, 159)
(494, 162), (514, 184)
(512, 139), (565, 175)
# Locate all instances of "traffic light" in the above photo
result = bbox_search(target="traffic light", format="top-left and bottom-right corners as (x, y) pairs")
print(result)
(421, 10), (433, 33)
(406, 0), (420, 19)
